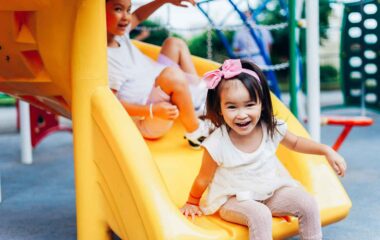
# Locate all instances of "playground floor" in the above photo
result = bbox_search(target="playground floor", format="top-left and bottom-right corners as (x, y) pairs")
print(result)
(0, 92), (379, 240)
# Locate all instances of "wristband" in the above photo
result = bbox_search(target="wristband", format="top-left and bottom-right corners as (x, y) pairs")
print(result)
(149, 103), (154, 119)
(190, 192), (201, 199)
(186, 201), (199, 206)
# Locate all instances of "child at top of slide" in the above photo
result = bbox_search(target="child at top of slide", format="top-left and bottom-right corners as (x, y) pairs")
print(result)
(106, 0), (209, 147)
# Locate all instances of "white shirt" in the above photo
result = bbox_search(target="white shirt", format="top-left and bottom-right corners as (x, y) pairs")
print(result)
(200, 120), (298, 215)
(107, 25), (165, 105)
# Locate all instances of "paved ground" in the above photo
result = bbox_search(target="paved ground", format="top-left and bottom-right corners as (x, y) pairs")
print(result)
(0, 98), (379, 240)
(290, 107), (380, 240)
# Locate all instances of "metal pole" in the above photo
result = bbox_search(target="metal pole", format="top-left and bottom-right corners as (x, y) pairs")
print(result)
(289, 0), (298, 117)
(167, 4), (173, 37)
(0, 173), (2, 203)
(306, 0), (321, 142)
(20, 101), (33, 164)
(359, 0), (366, 117)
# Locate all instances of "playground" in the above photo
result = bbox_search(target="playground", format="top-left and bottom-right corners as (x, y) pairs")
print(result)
(0, 0), (379, 239)
(1, 103), (379, 240)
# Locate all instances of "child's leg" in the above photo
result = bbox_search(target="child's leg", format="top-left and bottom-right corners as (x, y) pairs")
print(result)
(158, 37), (208, 116)
(155, 67), (199, 133)
(157, 53), (199, 85)
(159, 37), (198, 79)
(265, 187), (322, 240)
(219, 197), (273, 240)
(157, 52), (207, 115)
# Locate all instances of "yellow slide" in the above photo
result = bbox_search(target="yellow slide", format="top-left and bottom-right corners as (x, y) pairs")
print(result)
(0, 0), (351, 239)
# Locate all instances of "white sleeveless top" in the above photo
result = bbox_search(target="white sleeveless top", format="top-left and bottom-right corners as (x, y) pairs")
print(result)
(107, 25), (165, 105)
(201, 120), (299, 215)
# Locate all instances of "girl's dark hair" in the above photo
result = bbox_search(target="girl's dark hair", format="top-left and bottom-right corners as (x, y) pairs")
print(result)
(205, 59), (277, 139)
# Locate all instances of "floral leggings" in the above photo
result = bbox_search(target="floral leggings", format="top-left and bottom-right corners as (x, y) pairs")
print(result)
(219, 187), (322, 240)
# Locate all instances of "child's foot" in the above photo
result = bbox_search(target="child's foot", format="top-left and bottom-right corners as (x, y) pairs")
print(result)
(184, 120), (211, 149)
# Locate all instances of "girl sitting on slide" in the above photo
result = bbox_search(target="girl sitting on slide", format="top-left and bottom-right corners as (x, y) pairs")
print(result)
(106, 0), (209, 147)
(180, 59), (347, 240)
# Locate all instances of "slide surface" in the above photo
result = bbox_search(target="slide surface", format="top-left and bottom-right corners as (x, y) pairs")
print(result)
(0, 1), (351, 239)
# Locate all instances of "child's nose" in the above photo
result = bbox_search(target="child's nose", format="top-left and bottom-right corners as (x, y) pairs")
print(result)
(123, 11), (131, 20)
(237, 109), (248, 118)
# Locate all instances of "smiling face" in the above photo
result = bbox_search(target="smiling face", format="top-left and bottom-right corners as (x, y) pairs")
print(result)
(106, 0), (132, 38)
(220, 79), (262, 137)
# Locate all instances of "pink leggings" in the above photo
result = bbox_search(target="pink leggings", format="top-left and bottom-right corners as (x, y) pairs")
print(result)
(219, 187), (322, 240)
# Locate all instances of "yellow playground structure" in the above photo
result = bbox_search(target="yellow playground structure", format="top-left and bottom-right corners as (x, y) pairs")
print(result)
(0, 0), (351, 239)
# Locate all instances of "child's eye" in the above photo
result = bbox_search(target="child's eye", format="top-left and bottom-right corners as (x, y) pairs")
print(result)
(115, 7), (122, 12)
(246, 102), (256, 107)
(227, 105), (236, 109)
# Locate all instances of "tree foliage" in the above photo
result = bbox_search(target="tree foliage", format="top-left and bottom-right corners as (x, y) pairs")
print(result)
(188, 30), (234, 62)
(130, 20), (170, 46)
(132, 0), (334, 71)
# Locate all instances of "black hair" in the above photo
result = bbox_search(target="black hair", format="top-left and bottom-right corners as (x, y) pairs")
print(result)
(205, 59), (277, 139)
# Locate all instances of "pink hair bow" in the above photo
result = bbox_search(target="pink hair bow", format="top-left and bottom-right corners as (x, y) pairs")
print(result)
(202, 59), (260, 89)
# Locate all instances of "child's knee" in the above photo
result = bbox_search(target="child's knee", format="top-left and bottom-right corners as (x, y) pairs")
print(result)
(246, 205), (272, 228)
(163, 67), (187, 86)
(298, 194), (319, 216)
(164, 37), (186, 49)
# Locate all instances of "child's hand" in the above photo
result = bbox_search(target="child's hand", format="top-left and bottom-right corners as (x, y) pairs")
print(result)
(180, 203), (202, 220)
(153, 102), (179, 120)
(166, 0), (196, 8)
(325, 147), (347, 177)
(139, 29), (150, 39)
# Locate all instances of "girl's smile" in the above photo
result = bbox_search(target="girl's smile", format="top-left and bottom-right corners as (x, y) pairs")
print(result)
(235, 120), (251, 128)
(117, 22), (129, 31)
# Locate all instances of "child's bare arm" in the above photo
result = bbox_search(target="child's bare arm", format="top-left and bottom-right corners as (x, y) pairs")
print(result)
(131, 0), (195, 29)
(188, 150), (218, 203)
(180, 149), (218, 219)
(281, 130), (347, 177)
(119, 99), (179, 120)
(112, 89), (178, 120)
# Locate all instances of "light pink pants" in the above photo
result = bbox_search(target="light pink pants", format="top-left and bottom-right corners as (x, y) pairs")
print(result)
(219, 187), (322, 240)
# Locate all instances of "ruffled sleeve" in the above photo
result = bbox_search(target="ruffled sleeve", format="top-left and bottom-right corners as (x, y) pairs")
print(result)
(273, 119), (288, 146)
(202, 127), (224, 166)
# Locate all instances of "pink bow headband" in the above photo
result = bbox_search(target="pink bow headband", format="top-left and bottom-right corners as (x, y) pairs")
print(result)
(202, 59), (260, 89)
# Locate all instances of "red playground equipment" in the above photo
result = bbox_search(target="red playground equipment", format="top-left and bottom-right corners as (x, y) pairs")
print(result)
(322, 116), (373, 151)
(16, 101), (72, 148)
